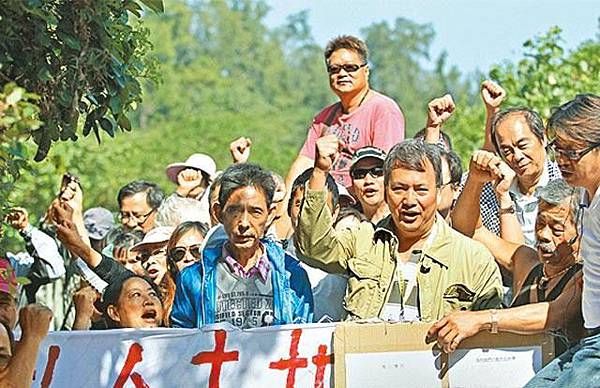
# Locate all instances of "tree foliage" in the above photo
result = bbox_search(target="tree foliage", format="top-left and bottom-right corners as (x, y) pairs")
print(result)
(0, 0), (163, 161)
(490, 26), (600, 118)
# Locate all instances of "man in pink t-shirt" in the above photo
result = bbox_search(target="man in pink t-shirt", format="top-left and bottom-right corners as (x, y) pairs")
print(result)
(286, 35), (405, 188)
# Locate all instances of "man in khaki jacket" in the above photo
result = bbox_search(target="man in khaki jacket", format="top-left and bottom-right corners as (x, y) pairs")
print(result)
(295, 138), (503, 321)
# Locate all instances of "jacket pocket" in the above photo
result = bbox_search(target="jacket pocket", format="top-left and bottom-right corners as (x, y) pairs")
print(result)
(344, 259), (381, 317)
(442, 283), (475, 312)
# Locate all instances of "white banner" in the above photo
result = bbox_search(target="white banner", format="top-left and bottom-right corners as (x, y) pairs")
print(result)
(32, 323), (336, 388)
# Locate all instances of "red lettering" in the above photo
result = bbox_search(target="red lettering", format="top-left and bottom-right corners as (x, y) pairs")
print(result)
(41, 345), (61, 388)
(130, 372), (150, 388)
(191, 330), (240, 388)
(114, 343), (149, 388)
(312, 344), (332, 388)
(269, 329), (308, 388)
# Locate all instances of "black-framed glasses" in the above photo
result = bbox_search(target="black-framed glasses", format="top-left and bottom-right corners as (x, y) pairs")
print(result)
(139, 247), (167, 263)
(168, 244), (202, 262)
(350, 166), (384, 180)
(327, 63), (367, 75)
(546, 140), (600, 161)
(119, 208), (156, 225)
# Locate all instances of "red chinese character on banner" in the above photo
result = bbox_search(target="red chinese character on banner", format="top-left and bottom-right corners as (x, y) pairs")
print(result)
(191, 330), (240, 388)
(114, 343), (149, 388)
(39, 345), (60, 388)
(312, 344), (333, 388)
(269, 329), (308, 388)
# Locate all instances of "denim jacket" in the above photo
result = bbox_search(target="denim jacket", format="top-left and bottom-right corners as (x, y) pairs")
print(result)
(171, 238), (314, 328)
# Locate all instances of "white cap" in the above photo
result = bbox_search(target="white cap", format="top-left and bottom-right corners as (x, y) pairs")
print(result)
(131, 226), (174, 252)
(166, 153), (217, 184)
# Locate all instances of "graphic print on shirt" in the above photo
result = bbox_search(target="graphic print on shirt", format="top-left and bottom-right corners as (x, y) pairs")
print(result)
(326, 123), (361, 187)
(380, 252), (420, 322)
(215, 261), (275, 329)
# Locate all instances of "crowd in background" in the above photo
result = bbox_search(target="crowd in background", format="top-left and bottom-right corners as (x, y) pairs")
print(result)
(1, 35), (599, 387)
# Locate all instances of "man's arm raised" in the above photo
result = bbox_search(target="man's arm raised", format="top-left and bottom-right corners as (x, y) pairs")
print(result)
(295, 135), (356, 274)
(423, 94), (455, 145)
(481, 80), (506, 152)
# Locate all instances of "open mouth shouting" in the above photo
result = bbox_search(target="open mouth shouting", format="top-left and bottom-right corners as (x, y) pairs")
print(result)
(141, 308), (159, 325)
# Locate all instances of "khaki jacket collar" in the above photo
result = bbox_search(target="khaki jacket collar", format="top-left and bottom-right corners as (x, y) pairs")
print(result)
(373, 213), (454, 267)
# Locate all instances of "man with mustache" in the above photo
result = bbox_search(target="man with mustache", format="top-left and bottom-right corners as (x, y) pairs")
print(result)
(427, 172), (584, 355)
(295, 137), (503, 322)
(171, 163), (313, 328)
(523, 94), (600, 387)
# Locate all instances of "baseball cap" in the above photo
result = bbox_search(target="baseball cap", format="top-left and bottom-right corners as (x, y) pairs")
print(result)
(131, 226), (174, 252)
(83, 207), (115, 240)
(166, 154), (217, 184)
(350, 147), (386, 171)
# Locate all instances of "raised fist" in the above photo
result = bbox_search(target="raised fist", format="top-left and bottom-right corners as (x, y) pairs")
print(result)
(19, 304), (52, 341)
(481, 80), (506, 110)
(469, 150), (499, 184)
(6, 207), (29, 231)
(315, 135), (343, 173)
(176, 168), (204, 197)
(426, 94), (455, 127)
(74, 286), (100, 321)
(230, 137), (252, 164)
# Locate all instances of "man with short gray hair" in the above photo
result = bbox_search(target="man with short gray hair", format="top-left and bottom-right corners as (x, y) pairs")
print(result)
(296, 137), (503, 322)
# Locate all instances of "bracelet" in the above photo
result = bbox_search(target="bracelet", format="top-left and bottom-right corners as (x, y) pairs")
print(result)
(489, 309), (499, 334)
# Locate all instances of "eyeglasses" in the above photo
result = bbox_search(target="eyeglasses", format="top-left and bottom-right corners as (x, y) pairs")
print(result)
(139, 248), (167, 263)
(546, 140), (600, 161)
(327, 63), (367, 75)
(119, 208), (156, 225)
(168, 244), (202, 262)
(350, 166), (384, 180)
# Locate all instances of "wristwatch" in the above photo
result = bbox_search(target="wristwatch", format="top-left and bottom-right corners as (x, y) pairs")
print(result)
(489, 309), (499, 333)
(498, 204), (515, 215)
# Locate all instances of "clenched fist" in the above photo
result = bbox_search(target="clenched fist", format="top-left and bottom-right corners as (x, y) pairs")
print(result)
(315, 135), (343, 173)
(230, 137), (252, 164)
(19, 304), (52, 341)
(426, 94), (455, 127)
(481, 80), (506, 111)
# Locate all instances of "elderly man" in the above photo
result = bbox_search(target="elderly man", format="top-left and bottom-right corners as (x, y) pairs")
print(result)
(428, 178), (584, 354)
(118, 180), (164, 234)
(171, 163), (313, 328)
(524, 94), (600, 387)
(286, 35), (405, 190)
(453, 82), (561, 247)
(296, 137), (503, 322)
(349, 147), (389, 223)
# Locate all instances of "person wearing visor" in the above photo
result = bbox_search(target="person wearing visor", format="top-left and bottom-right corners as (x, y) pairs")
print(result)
(349, 146), (389, 224)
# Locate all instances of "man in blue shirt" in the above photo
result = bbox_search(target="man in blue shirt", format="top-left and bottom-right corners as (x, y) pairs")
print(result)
(171, 163), (313, 328)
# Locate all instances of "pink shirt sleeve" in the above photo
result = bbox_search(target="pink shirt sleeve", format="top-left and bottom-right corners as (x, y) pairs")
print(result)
(371, 106), (405, 152)
(299, 120), (321, 161)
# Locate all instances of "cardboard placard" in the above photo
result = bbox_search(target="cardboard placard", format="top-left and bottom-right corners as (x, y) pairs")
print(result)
(334, 321), (554, 388)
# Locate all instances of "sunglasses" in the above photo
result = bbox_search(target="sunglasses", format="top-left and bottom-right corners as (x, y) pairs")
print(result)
(350, 166), (384, 180)
(168, 244), (202, 262)
(327, 63), (367, 75)
(139, 248), (167, 263)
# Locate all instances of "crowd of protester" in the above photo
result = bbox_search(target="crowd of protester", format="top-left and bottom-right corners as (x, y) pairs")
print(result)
(1, 35), (599, 387)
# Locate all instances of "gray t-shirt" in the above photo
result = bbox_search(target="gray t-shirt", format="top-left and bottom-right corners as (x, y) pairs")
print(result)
(380, 250), (420, 322)
(215, 260), (275, 328)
